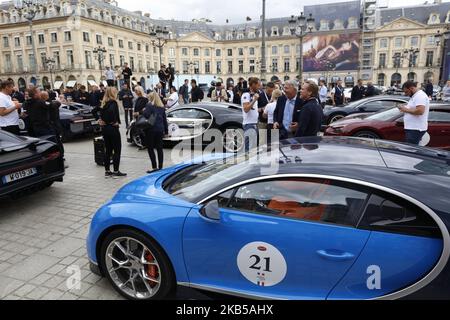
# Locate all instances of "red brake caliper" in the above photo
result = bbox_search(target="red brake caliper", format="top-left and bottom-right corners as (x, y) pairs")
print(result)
(145, 251), (158, 288)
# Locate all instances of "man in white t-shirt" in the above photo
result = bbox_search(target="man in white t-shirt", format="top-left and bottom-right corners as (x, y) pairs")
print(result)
(0, 80), (22, 135)
(399, 81), (430, 145)
(241, 77), (260, 152)
(166, 86), (179, 109)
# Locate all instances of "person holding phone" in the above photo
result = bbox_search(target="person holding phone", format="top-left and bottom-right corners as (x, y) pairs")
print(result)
(398, 81), (430, 145)
(241, 77), (261, 152)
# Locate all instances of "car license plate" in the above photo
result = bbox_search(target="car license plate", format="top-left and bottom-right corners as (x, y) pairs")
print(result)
(2, 168), (37, 184)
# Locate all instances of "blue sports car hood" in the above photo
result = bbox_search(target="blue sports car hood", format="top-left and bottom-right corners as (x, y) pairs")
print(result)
(112, 153), (232, 205)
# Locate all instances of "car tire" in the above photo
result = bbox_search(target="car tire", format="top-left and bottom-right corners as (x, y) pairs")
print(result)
(353, 131), (381, 139)
(130, 128), (145, 149)
(99, 229), (176, 300)
(222, 126), (244, 153)
(328, 114), (346, 125)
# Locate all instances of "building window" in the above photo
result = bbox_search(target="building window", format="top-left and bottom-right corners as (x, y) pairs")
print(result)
(205, 61), (211, 74)
(182, 61), (189, 74)
(238, 60), (244, 73)
(137, 43), (141, 51)
(40, 52), (47, 70)
(216, 61), (222, 74)
(427, 35), (436, 45)
(17, 55), (23, 72)
(120, 55), (125, 66)
(194, 61), (200, 74)
(169, 48), (175, 57)
(85, 50), (92, 68)
(284, 58), (290, 72)
(14, 37), (20, 47)
(227, 49), (233, 57)
(379, 53), (386, 68)
(410, 36), (419, 47)
(38, 34), (45, 44)
(228, 61), (233, 73)
(393, 53), (402, 68)
(284, 45), (290, 54)
(146, 44), (150, 52)
(64, 31), (71, 42)
(130, 57), (135, 71)
(5, 54), (12, 72)
(128, 42), (133, 50)
(51, 33), (57, 43)
(66, 50), (74, 68)
(83, 32), (90, 42)
(249, 60), (255, 73)
(238, 48), (244, 56)
(110, 54), (115, 68)
(205, 48), (210, 57)
(272, 46), (278, 55)
(108, 37), (114, 46)
(394, 38), (403, 48)
(182, 48), (188, 56)
(426, 51), (434, 67)
(118, 39), (124, 48)
(249, 47), (255, 56)
(96, 35), (102, 44)
(272, 58), (278, 72)
(216, 49), (221, 57)
(3, 36), (9, 48)
(53, 52), (60, 69)
(380, 38), (388, 48)
(28, 53), (35, 70)
(193, 48), (199, 56)
(26, 35), (32, 46)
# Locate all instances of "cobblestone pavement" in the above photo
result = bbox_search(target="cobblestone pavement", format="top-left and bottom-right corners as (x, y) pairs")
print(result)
(0, 128), (209, 300)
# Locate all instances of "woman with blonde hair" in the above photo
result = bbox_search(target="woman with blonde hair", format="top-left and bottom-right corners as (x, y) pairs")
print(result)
(133, 86), (148, 117)
(93, 86), (126, 178)
(264, 89), (283, 146)
(147, 91), (165, 108)
(143, 91), (169, 173)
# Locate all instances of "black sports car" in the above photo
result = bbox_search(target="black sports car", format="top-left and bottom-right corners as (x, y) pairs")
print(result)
(127, 102), (245, 152)
(0, 130), (65, 198)
(19, 103), (101, 141)
(323, 96), (409, 126)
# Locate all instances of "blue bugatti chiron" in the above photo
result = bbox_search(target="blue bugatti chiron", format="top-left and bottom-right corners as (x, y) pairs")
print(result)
(86, 136), (450, 300)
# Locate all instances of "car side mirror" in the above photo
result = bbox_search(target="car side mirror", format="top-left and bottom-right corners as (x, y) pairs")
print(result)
(200, 200), (220, 220)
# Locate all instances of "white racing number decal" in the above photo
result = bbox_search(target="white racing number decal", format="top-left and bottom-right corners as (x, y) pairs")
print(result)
(237, 242), (287, 287)
(168, 123), (180, 137)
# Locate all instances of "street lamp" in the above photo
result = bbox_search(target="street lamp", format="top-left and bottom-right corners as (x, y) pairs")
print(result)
(93, 46), (107, 70)
(289, 12), (315, 82)
(403, 47), (420, 75)
(15, 0), (41, 86)
(44, 57), (55, 90)
(150, 25), (169, 68)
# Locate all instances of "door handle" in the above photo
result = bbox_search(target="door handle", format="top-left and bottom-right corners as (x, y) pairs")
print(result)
(317, 250), (355, 262)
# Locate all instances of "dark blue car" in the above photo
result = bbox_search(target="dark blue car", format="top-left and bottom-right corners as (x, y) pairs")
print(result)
(86, 137), (450, 300)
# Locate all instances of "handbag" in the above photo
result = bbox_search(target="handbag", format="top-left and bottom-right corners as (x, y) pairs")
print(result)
(135, 112), (156, 130)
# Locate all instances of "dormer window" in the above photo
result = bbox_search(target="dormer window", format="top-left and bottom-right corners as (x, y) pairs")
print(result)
(428, 13), (440, 24)
(248, 32), (256, 39)
(226, 32), (233, 40)
(348, 17), (358, 29)
(271, 27), (279, 36)
(283, 27), (291, 36)
(334, 19), (344, 30)
(237, 33), (244, 40)
(320, 20), (329, 31)
(446, 11), (450, 23)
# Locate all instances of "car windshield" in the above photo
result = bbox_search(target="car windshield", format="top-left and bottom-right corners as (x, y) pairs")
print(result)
(366, 108), (401, 121)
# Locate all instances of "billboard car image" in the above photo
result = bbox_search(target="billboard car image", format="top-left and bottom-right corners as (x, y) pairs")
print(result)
(302, 33), (361, 72)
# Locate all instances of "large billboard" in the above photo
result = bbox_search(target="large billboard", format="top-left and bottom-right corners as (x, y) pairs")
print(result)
(302, 33), (361, 72)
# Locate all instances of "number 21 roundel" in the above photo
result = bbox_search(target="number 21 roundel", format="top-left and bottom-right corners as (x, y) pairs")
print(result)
(237, 242), (287, 287)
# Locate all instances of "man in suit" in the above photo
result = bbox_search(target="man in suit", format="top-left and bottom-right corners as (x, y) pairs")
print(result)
(292, 81), (324, 138)
(273, 80), (304, 140)
(351, 79), (366, 102)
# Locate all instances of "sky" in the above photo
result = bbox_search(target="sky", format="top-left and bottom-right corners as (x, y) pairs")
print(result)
(114, 0), (450, 24)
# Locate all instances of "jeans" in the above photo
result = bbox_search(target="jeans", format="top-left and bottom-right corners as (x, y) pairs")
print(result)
(244, 124), (258, 153)
(103, 125), (122, 172)
(146, 131), (164, 170)
(405, 129), (427, 145)
(124, 108), (133, 128)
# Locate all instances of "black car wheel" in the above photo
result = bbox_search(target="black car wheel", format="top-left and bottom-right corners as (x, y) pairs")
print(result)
(222, 126), (245, 153)
(100, 229), (176, 300)
(328, 114), (346, 125)
(131, 128), (145, 149)
(353, 131), (381, 139)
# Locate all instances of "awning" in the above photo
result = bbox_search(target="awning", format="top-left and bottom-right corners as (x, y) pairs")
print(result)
(66, 80), (77, 88)
(88, 80), (98, 86)
(54, 81), (64, 89)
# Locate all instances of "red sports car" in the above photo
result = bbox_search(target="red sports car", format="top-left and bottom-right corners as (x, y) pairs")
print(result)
(325, 104), (450, 150)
